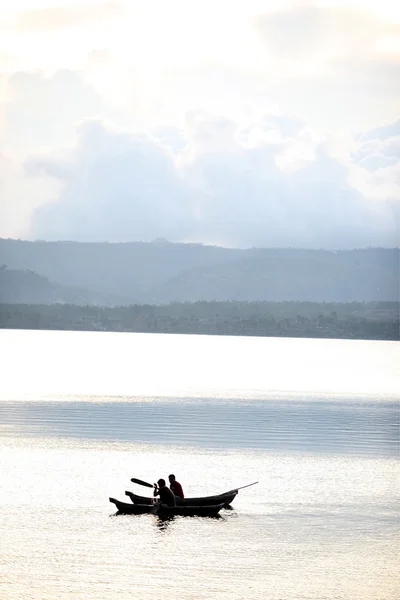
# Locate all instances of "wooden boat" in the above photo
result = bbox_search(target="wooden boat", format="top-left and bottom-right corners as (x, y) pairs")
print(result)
(109, 497), (225, 517)
(125, 489), (238, 506)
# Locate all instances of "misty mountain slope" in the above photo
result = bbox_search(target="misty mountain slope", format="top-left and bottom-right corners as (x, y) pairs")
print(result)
(0, 239), (243, 299)
(149, 249), (399, 303)
(0, 266), (131, 305)
(0, 239), (398, 303)
(0, 267), (60, 304)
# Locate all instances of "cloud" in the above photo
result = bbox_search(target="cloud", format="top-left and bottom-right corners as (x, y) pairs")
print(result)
(352, 120), (400, 172)
(329, 57), (400, 107)
(360, 119), (400, 142)
(28, 119), (192, 242)
(24, 113), (399, 249)
(2, 3), (399, 141)
(251, 3), (400, 130)
(16, 2), (122, 32)
(253, 4), (394, 61)
(179, 115), (397, 248)
(0, 151), (59, 239)
(253, 3), (325, 59)
(257, 56), (400, 132)
(3, 69), (108, 154)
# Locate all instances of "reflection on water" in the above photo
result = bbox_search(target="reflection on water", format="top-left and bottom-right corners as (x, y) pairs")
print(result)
(0, 397), (398, 456)
(0, 330), (399, 600)
(152, 515), (174, 532)
(1, 438), (399, 600)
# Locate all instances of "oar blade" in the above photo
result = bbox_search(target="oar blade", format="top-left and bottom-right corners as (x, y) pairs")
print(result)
(131, 477), (154, 489)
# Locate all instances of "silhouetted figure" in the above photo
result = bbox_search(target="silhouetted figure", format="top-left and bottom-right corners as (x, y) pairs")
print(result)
(153, 478), (176, 506)
(168, 474), (184, 499)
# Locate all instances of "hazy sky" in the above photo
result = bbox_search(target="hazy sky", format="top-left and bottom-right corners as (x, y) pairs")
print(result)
(1, 0), (399, 248)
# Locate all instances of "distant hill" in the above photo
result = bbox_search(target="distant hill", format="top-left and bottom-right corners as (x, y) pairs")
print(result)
(0, 238), (242, 302)
(0, 265), (129, 305)
(0, 239), (398, 304)
(151, 248), (400, 303)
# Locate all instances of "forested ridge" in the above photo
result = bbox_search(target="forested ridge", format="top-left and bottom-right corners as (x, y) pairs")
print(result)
(1, 239), (398, 339)
(1, 301), (398, 340)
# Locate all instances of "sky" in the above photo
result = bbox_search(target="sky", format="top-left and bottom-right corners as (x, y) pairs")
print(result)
(0, 0), (399, 248)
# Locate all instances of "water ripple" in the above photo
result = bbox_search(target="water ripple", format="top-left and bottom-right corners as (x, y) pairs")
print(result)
(1, 398), (398, 456)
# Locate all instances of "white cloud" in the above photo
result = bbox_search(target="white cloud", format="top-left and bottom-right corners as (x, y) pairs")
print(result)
(347, 123), (400, 217)
(3, 69), (109, 155)
(2, 2), (399, 131)
(0, 151), (59, 238)
(250, 2), (400, 131)
(16, 2), (122, 31)
(253, 3), (396, 61)
(21, 113), (399, 249)
(28, 119), (192, 242)
(360, 119), (400, 141)
(0, 2), (399, 248)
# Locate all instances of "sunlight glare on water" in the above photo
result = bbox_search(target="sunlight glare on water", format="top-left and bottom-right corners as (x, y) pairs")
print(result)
(1, 329), (399, 398)
(0, 330), (399, 600)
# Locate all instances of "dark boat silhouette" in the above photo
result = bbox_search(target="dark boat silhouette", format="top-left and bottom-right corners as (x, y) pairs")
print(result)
(125, 489), (237, 507)
(110, 497), (225, 517)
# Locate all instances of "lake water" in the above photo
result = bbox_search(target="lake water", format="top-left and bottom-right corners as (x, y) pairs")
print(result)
(0, 329), (399, 600)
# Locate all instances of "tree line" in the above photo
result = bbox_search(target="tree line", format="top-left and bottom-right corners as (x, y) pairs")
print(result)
(0, 301), (398, 340)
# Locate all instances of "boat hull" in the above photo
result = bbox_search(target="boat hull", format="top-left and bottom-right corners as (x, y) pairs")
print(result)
(110, 498), (225, 517)
(125, 489), (237, 506)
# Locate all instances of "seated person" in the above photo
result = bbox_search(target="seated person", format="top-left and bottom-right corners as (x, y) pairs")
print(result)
(153, 478), (176, 506)
(168, 474), (184, 499)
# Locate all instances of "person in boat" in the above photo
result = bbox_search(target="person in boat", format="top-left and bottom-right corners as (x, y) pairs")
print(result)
(153, 478), (176, 507)
(168, 474), (184, 499)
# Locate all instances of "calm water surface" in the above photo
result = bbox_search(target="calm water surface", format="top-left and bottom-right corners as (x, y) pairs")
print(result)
(0, 330), (399, 600)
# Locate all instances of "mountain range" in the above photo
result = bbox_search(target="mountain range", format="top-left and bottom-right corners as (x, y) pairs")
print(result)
(0, 238), (398, 305)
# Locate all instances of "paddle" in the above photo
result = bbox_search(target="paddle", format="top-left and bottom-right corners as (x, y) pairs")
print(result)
(227, 481), (258, 494)
(149, 501), (160, 515)
(131, 477), (258, 494)
(130, 478), (161, 514)
(130, 478), (154, 489)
